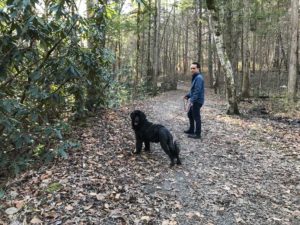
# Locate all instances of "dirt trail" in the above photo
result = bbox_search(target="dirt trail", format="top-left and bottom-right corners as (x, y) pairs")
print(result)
(1, 83), (299, 225)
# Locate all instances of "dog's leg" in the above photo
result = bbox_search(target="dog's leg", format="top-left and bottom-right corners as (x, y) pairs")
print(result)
(135, 139), (143, 154)
(176, 155), (182, 165)
(160, 142), (175, 167)
(174, 141), (182, 165)
(144, 141), (150, 151)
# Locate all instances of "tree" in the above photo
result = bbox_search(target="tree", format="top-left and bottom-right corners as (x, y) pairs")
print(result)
(287, 0), (299, 102)
(152, 0), (161, 95)
(0, 0), (112, 175)
(241, 0), (250, 98)
(206, 0), (239, 115)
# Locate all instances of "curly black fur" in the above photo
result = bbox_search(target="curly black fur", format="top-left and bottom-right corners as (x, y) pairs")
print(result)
(130, 110), (181, 167)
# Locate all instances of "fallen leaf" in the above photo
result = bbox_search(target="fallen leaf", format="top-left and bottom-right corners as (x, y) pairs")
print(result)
(84, 204), (93, 210)
(162, 220), (170, 225)
(89, 192), (97, 196)
(141, 216), (150, 221)
(292, 210), (300, 216)
(30, 216), (42, 224)
(14, 200), (24, 209)
(115, 193), (120, 200)
(65, 205), (73, 211)
(5, 207), (18, 215)
(185, 211), (203, 219)
(96, 194), (106, 200)
(9, 221), (21, 225)
(109, 208), (123, 218)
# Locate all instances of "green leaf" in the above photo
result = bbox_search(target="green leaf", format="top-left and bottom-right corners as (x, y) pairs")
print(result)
(0, 119), (13, 132)
(57, 147), (68, 159)
(66, 65), (81, 78)
(0, 66), (7, 81)
(22, 0), (30, 8)
(0, 189), (5, 199)
(28, 85), (40, 98)
(30, 71), (40, 81)
(33, 144), (45, 157)
(44, 127), (53, 137)
(46, 182), (63, 193)
(29, 112), (39, 122)
(0, 99), (18, 113)
(54, 129), (63, 139)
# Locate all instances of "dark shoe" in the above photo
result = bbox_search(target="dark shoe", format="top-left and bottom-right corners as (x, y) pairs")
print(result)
(187, 134), (201, 139)
(184, 129), (194, 134)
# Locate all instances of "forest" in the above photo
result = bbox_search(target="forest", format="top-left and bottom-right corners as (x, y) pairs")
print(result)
(0, 0), (299, 224)
(0, 0), (299, 214)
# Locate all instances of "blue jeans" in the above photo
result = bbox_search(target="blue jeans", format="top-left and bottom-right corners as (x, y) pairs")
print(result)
(187, 102), (202, 135)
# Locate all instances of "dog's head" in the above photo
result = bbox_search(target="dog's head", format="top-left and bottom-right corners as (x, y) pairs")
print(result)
(130, 110), (147, 129)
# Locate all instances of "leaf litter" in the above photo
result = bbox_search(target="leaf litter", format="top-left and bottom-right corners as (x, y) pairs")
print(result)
(0, 83), (299, 225)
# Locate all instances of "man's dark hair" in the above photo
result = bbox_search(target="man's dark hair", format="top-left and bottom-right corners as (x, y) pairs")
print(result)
(192, 62), (200, 68)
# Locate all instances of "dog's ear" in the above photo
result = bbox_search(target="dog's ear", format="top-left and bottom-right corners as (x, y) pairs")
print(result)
(139, 111), (146, 121)
(130, 112), (134, 120)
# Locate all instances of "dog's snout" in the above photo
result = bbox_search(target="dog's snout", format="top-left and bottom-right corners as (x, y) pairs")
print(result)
(134, 117), (139, 126)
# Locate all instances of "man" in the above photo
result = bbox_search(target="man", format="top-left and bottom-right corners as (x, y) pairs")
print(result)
(183, 62), (204, 139)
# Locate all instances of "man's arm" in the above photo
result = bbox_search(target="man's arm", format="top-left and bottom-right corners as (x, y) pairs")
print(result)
(190, 77), (203, 103)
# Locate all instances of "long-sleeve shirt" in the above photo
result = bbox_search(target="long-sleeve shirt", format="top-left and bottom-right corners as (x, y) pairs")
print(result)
(186, 73), (205, 105)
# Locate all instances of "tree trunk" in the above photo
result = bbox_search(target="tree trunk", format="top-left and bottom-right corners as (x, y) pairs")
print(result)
(241, 0), (250, 98)
(207, 2), (239, 115)
(287, 0), (299, 102)
(208, 22), (214, 88)
(85, 0), (97, 112)
(146, 0), (153, 92)
(153, 0), (161, 95)
(133, 2), (141, 98)
(183, 13), (189, 76)
(197, 0), (202, 71)
(171, 4), (178, 89)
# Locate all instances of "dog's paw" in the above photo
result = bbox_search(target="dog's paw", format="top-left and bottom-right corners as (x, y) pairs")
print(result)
(169, 162), (175, 167)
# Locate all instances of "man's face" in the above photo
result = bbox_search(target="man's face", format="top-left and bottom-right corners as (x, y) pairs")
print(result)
(190, 64), (199, 74)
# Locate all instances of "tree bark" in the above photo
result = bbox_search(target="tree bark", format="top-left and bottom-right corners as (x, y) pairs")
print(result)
(197, 0), (202, 71)
(287, 0), (299, 102)
(207, 2), (239, 115)
(146, 0), (153, 92)
(133, 2), (141, 98)
(153, 0), (161, 95)
(208, 20), (214, 88)
(241, 0), (250, 98)
(183, 12), (189, 76)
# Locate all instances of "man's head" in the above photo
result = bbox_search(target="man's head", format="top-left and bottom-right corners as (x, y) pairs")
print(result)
(190, 62), (200, 75)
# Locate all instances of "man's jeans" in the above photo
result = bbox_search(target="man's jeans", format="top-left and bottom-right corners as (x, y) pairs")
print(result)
(187, 102), (202, 135)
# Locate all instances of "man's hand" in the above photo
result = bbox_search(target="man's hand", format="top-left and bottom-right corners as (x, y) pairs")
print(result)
(183, 96), (188, 100)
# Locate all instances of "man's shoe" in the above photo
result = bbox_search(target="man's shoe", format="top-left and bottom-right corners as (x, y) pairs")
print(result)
(187, 134), (201, 139)
(184, 130), (194, 134)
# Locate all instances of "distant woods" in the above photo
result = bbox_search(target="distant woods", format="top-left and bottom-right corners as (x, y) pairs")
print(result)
(107, 0), (299, 112)
(0, 0), (299, 176)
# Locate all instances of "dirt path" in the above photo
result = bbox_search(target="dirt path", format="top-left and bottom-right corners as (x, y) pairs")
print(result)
(1, 83), (299, 225)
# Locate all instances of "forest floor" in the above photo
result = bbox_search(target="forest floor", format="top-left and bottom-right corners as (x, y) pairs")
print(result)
(1, 82), (299, 225)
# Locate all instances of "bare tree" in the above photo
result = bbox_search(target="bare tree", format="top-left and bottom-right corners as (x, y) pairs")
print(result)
(287, 0), (299, 102)
(153, 0), (161, 95)
(207, 0), (239, 115)
(241, 0), (250, 98)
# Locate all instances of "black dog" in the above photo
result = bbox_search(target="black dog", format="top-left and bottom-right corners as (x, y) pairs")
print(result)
(130, 110), (181, 167)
